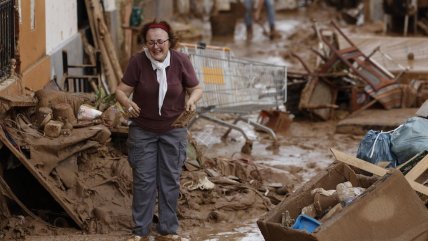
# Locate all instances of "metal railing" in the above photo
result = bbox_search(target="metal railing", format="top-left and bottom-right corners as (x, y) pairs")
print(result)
(0, 0), (16, 82)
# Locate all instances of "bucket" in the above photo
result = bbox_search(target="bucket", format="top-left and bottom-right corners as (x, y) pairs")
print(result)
(291, 214), (321, 233)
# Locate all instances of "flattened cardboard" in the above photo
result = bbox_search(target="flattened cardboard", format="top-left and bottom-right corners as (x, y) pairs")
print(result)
(257, 163), (428, 241)
(416, 99), (428, 118)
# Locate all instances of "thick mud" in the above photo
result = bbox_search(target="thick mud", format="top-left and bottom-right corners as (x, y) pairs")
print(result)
(2, 3), (369, 241)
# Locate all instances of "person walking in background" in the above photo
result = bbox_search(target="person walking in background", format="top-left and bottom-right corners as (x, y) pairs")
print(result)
(244, 0), (281, 40)
(116, 19), (203, 241)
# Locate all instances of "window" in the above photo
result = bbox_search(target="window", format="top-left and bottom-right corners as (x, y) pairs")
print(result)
(0, 0), (16, 82)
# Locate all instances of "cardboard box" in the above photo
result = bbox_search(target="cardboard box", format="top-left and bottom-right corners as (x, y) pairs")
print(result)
(257, 163), (428, 241)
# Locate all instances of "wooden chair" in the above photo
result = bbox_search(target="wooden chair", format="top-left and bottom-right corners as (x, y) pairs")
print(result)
(62, 50), (101, 93)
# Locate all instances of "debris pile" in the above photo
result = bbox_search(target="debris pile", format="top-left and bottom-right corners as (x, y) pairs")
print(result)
(287, 20), (426, 120)
(0, 89), (292, 239)
(258, 162), (428, 241)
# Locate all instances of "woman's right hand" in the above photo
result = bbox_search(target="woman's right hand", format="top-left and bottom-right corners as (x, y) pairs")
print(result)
(127, 101), (141, 118)
(115, 82), (140, 118)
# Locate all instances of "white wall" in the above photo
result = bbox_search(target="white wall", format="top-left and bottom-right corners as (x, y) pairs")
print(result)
(103, 0), (116, 12)
(45, 0), (78, 55)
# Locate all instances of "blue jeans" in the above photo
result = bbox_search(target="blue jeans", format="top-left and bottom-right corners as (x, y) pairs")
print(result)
(244, 0), (276, 27)
(127, 124), (187, 236)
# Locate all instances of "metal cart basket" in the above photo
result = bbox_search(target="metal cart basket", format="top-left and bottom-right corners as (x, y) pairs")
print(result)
(180, 43), (287, 153)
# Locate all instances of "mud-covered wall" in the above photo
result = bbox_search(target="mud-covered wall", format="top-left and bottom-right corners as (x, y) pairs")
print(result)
(0, 0), (51, 96)
(19, 0), (51, 93)
(19, 0), (47, 71)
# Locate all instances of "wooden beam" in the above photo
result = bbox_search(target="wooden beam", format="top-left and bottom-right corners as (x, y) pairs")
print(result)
(84, 0), (121, 92)
(331, 148), (428, 196)
(404, 154), (428, 196)
(407, 180), (428, 196)
(405, 154), (428, 181)
(330, 148), (388, 176)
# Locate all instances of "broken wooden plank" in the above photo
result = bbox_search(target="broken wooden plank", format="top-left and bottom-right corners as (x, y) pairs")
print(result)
(84, 0), (121, 92)
(407, 180), (428, 196)
(403, 153), (428, 196)
(0, 95), (36, 107)
(397, 151), (428, 175)
(0, 172), (11, 218)
(330, 148), (388, 176)
(405, 154), (428, 181)
(330, 148), (428, 196)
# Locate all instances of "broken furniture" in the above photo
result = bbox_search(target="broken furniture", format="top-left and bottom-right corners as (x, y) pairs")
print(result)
(61, 50), (101, 93)
(336, 35), (428, 106)
(318, 21), (402, 112)
(296, 21), (414, 120)
(320, 22), (397, 91)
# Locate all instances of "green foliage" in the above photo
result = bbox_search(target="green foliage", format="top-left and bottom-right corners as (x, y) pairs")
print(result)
(94, 87), (116, 111)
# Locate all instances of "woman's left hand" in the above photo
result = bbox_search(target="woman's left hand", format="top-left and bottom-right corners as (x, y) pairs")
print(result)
(185, 84), (203, 112)
(185, 100), (196, 111)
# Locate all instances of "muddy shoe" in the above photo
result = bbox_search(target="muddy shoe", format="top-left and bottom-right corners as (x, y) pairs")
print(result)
(156, 234), (189, 241)
(269, 25), (281, 40)
(269, 30), (281, 40)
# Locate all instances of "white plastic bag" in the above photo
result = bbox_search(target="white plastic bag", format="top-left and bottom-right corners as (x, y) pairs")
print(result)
(77, 104), (102, 121)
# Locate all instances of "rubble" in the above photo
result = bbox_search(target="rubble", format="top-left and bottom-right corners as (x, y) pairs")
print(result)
(1, 1), (428, 240)
(0, 89), (291, 239)
(258, 163), (428, 241)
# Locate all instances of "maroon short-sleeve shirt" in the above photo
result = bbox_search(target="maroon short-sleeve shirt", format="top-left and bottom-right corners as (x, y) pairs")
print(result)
(122, 50), (199, 133)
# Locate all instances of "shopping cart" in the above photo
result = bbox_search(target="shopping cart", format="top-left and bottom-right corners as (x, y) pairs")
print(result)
(180, 43), (287, 153)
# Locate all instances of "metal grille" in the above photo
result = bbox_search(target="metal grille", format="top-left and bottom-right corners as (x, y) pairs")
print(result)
(0, 0), (15, 82)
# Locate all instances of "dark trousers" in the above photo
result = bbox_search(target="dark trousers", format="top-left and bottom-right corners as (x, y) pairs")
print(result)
(127, 124), (187, 236)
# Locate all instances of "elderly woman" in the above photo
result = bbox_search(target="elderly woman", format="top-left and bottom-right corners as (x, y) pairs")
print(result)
(116, 20), (202, 241)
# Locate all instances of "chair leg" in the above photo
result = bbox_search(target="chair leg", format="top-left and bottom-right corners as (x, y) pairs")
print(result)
(404, 14), (409, 36)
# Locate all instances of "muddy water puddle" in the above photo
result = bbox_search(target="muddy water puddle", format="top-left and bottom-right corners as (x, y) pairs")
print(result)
(187, 118), (360, 240)
(182, 219), (262, 241)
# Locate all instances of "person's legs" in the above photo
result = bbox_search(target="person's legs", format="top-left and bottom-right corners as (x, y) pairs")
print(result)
(264, 0), (280, 40)
(264, 0), (276, 27)
(127, 124), (159, 237)
(244, 0), (254, 28)
(244, 0), (254, 39)
(156, 128), (187, 235)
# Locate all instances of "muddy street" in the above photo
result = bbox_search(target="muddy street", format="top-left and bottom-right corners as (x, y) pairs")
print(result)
(1, 0), (428, 241)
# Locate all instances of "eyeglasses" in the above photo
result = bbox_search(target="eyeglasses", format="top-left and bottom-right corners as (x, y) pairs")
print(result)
(147, 39), (169, 47)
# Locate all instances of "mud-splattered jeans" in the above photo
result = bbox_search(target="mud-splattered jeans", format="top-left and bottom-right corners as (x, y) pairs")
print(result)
(127, 123), (187, 236)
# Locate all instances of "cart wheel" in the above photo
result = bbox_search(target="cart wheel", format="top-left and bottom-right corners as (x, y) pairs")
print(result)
(266, 141), (280, 154)
(241, 140), (253, 154)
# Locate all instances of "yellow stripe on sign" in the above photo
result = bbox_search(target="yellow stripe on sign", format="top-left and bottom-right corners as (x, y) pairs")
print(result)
(202, 67), (225, 84)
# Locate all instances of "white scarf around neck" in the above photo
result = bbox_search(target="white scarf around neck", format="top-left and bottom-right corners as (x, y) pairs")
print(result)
(144, 48), (171, 116)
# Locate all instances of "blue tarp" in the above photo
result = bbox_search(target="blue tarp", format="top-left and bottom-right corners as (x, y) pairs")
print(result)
(391, 117), (428, 164)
